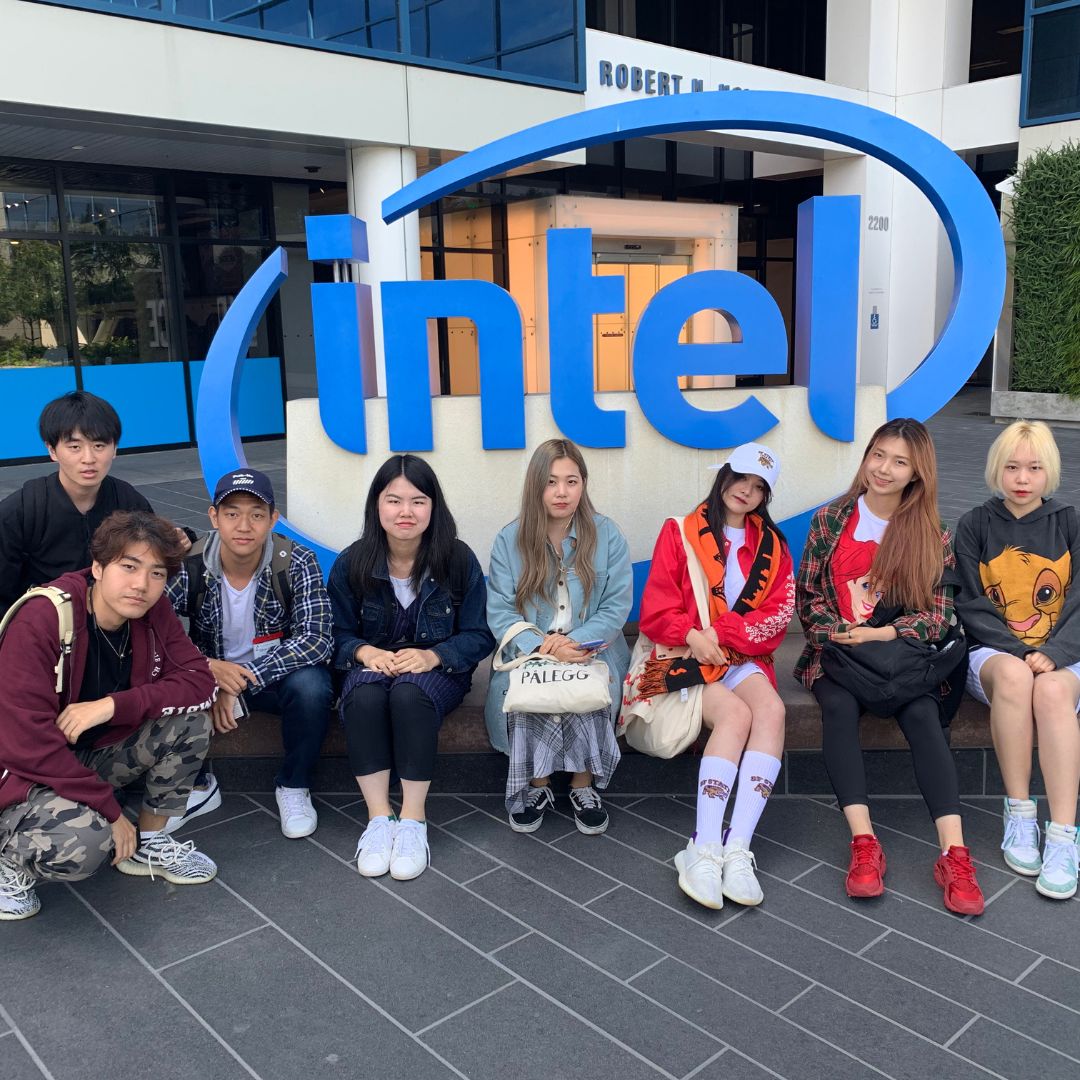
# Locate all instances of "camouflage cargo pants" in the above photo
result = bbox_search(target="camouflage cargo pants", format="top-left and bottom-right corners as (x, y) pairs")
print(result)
(0, 710), (211, 883)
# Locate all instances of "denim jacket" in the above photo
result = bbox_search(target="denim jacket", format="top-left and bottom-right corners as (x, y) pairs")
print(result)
(327, 539), (495, 679)
(484, 513), (633, 752)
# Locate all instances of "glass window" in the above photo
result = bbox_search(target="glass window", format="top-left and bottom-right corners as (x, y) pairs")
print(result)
(1027, 7), (1080, 121)
(174, 175), (270, 240)
(272, 181), (348, 243)
(0, 164), (59, 234)
(499, 0), (574, 51)
(181, 244), (272, 361)
(418, 0), (496, 63)
(502, 36), (576, 79)
(63, 169), (167, 238)
(70, 242), (171, 365)
(0, 239), (70, 367)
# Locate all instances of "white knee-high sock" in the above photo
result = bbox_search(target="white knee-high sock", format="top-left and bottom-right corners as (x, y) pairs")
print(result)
(726, 751), (782, 845)
(695, 756), (739, 845)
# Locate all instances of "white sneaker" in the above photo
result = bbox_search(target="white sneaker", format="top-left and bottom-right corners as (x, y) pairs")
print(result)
(116, 832), (218, 884)
(1037, 822), (1079, 900)
(355, 816), (396, 877)
(390, 819), (430, 881)
(0, 857), (40, 921)
(162, 773), (223, 835)
(674, 838), (725, 909)
(275, 786), (318, 838)
(1001, 798), (1042, 876)
(722, 838), (764, 906)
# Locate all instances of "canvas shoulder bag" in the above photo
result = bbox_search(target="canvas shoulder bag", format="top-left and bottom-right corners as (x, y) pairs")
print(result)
(618, 518), (710, 759)
(492, 620), (612, 716)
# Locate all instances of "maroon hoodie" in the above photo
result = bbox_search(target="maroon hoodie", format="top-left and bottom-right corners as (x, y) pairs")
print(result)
(0, 570), (215, 823)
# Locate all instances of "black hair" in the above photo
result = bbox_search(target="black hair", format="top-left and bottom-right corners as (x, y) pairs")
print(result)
(91, 510), (186, 577)
(347, 454), (458, 597)
(705, 464), (786, 547)
(39, 391), (121, 448)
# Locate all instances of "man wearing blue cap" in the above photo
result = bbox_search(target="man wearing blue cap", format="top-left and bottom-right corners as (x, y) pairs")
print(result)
(165, 469), (334, 838)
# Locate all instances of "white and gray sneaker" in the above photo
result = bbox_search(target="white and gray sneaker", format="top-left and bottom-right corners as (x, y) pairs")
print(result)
(275, 786), (318, 839)
(1036, 822), (1079, 900)
(674, 838), (725, 909)
(390, 819), (430, 881)
(0, 857), (40, 921)
(722, 838), (764, 906)
(355, 816), (396, 877)
(115, 832), (218, 884)
(1001, 797), (1042, 876)
(162, 773), (223, 835)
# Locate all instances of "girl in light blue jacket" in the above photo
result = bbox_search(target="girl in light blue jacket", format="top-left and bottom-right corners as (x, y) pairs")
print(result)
(486, 438), (632, 836)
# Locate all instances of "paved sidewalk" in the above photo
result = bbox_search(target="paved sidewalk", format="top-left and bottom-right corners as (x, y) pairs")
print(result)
(3, 792), (1078, 1080)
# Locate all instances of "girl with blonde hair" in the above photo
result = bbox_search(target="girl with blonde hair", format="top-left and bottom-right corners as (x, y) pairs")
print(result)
(486, 439), (632, 834)
(955, 420), (1080, 899)
(796, 418), (985, 914)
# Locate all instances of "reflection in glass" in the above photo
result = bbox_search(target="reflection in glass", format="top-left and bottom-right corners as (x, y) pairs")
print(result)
(0, 240), (70, 367)
(174, 175), (270, 240)
(63, 169), (166, 238)
(181, 244), (272, 361)
(70, 242), (171, 365)
(0, 163), (59, 233)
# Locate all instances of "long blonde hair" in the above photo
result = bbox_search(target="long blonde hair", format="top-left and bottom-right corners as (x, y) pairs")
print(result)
(514, 439), (598, 617)
(845, 418), (943, 612)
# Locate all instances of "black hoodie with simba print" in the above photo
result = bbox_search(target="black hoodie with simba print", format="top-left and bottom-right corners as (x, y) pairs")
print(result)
(954, 497), (1080, 669)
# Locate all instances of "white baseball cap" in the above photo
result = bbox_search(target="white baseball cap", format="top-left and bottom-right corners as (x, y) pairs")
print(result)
(709, 442), (781, 489)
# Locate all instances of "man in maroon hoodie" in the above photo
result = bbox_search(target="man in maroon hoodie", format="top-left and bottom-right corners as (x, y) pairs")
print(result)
(0, 511), (218, 920)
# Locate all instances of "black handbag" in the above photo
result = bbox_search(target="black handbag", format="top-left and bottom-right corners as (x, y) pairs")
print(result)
(821, 607), (969, 724)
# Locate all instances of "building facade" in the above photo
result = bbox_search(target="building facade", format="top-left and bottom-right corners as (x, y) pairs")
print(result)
(0, 1), (1071, 463)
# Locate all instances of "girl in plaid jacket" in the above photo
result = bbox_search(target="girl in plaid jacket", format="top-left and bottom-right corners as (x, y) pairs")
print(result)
(795, 418), (985, 915)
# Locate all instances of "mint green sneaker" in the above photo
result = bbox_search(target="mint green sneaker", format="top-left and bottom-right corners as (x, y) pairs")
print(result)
(1001, 798), (1042, 876)
(1036, 822), (1078, 900)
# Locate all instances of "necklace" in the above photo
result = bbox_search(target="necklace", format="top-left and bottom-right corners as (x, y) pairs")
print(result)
(88, 587), (130, 659)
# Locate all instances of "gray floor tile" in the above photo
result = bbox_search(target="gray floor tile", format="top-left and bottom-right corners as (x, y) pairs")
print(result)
(872, 796), (1002, 853)
(497, 933), (723, 1076)
(203, 811), (509, 1032)
(163, 925), (460, 1079)
(864, 934), (1080, 1061)
(1019, 958), (1080, 1011)
(0, 887), (253, 1080)
(796, 863), (1040, 979)
(633, 957), (883, 1080)
(687, 1049), (779, 1079)
(442, 809), (615, 904)
(973, 874), (1080, 966)
(469, 867), (663, 980)
(0, 1034), (49, 1080)
(601, 886), (809, 1011)
(174, 793), (265, 837)
(420, 981), (664, 1080)
(73, 861), (264, 970)
(781, 985), (996, 1080)
(720, 909), (973, 1043)
(949, 1018), (1079, 1080)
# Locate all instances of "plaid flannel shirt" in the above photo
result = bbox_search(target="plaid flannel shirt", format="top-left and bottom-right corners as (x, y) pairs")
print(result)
(166, 538), (333, 692)
(794, 496), (956, 688)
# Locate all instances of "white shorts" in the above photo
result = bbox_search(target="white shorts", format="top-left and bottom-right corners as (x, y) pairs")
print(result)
(722, 661), (766, 691)
(966, 646), (1080, 712)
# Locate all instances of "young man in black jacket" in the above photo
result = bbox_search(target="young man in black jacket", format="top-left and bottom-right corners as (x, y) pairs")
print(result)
(0, 391), (190, 616)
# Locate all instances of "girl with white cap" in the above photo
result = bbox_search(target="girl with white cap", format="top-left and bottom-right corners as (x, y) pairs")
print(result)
(638, 442), (795, 909)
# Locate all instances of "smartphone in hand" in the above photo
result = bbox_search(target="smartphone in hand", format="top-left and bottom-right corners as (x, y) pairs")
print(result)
(576, 639), (608, 652)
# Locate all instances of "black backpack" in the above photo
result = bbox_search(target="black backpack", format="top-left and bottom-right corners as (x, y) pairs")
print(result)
(185, 533), (296, 619)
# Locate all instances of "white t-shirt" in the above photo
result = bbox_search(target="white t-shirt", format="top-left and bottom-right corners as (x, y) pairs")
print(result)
(221, 576), (257, 665)
(723, 525), (747, 602)
(854, 495), (889, 543)
(390, 574), (417, 608)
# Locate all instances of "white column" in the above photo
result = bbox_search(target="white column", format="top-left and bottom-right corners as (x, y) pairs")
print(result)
(347, 145), (422, 396)
(825, 0), (974, 392)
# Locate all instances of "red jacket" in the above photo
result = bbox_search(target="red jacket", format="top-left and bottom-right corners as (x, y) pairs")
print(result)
(638, 517), (795, 688)
(0, 570), (215, 823)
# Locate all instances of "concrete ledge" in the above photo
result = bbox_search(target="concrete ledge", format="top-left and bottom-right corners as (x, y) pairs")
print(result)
(992, 389), (1080, 424)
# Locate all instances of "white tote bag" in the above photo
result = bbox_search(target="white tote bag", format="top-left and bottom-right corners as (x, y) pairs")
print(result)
(618, 517), (711, 759)
(493, 621), (612, 715)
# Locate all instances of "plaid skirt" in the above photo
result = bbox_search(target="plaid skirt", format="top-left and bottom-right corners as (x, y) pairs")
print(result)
(505, 708), (621, 814)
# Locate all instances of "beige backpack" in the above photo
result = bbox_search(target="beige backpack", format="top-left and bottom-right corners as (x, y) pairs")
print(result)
(0, 587), (76, 694)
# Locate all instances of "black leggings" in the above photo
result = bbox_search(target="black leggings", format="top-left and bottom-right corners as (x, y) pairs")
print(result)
(812, 674), (961, 820)
(341, 681), (441, 782)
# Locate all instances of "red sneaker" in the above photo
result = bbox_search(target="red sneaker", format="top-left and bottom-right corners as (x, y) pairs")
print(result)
(846, 834), (886, 897)
(934, 845), (985, 915)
